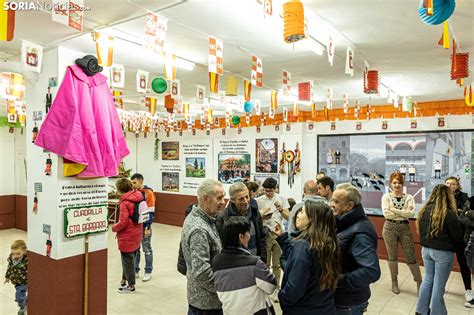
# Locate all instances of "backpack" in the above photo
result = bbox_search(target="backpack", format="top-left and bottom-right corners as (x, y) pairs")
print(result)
(130, 191), (150, 224)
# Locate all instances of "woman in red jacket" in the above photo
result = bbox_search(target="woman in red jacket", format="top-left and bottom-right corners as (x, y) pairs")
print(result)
(112, 178), (143, 293)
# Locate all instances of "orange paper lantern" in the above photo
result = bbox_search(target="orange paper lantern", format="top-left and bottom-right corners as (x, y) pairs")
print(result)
(283, 1), (305, 43)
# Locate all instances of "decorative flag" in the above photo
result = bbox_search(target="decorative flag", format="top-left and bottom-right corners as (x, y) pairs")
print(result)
(298, 81), (313, 101)
(145, 97), (157, 116)
(271, 90), (278, 110)
(144, 12), (168, 53)
(164, 52), (177, 80)
(402, 96), (413, 112)
(110, 64), (125, 88)
(311, 102), (315, 118)
(8, 73), (25, 100)
(209, 72), (219, 93)
(283, 70), (291, 95)
(68, 0), (84, 31)
(254, 99), (261, 115)
(0, 0), (15, 41)
(136, 70), (149, 93)
(292, 101), (299, 116)
(465, 85), (473, 106)
(251, 55), (263, 87)
(208, 37), (223, 75)
(51, 0), (68, 26)
(164, 94), (174, 113)
(327, 36), (335, 66)
(326, 88), (333, 109)
(437, 21), (450, 49)
(354, 101), (360, 119)
(196, 85), (205, 103)
(171, 79), (181, 98)
(92, 31), (114, 67)
(244, 80), (252, 102)
(112, 90), (123, 108)
(343, 94), (349, 114)
(263, 0), (273, 16)
(21, 40), (43, 73)
(345, 46), (354, 76)
(283, 107), (288, 122)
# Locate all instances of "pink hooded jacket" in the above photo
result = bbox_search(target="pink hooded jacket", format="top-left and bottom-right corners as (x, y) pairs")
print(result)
(35, 65), (129, 178)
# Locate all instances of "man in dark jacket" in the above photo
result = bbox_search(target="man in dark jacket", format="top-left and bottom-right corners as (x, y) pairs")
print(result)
(331, 183), (381, 314)
(216, 183), (267, 263)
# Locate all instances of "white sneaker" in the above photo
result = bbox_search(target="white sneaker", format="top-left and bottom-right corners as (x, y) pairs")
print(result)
(466, 290), (473, 302)
(143, 273), (152, 282)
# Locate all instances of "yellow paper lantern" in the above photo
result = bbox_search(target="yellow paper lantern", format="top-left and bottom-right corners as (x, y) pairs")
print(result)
(283, 1), (305, 43)
(225, 76), (238, 96)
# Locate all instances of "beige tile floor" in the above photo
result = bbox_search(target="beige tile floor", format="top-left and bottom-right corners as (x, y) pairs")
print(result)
(0, 225), (472, 314)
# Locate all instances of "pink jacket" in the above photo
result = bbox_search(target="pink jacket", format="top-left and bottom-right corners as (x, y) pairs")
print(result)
(35, 65), (129, 178)
(112, 190), (143, 253)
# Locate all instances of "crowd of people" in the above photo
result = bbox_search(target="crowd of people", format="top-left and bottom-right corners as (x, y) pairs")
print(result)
(6, 170), (471, 314)
(178, 171), (473, 315)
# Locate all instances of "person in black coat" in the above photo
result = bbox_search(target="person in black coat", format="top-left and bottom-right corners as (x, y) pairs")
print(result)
(216, 183), (267, 263)
(445, 176), (472, 304)
(274, 199), (339, 315)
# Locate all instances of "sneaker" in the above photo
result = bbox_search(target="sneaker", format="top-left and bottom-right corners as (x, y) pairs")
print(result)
(120, 280), (127, 287)
(143, 273), (152, 282)
(464, 299), (474, 308)
(118, 285), (136, 294)
(466, 290), (473, 302)
(18, 308), (26, 315)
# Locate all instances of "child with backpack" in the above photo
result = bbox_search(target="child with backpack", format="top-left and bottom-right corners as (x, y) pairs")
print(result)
(112, 178), (143, 293)
(4, 240), (28, 315)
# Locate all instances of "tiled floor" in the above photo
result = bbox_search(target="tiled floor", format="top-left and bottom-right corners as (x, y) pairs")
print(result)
(0, 225), (472, 314)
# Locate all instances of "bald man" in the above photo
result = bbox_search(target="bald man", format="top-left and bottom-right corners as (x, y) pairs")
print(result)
(287, 179), (328, 235)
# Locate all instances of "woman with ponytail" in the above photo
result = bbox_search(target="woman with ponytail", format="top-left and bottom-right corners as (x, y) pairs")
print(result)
(274, 200), (339, 314)
(415, 184), (463, 315)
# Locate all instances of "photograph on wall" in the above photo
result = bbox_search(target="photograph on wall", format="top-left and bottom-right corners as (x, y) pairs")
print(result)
(162, 141), (180, 160)
(318, 131), (473, 216)
(218, 154), (251, 184)
(186, 157), (206, 178)
(162, 172), (179, 192)
(254, 174), (279, 188)
(256, 138), (278, 173)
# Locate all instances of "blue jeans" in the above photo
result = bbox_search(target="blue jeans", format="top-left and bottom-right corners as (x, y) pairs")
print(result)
(416, 247), (454, 315)
(335, 301), (368, 315)
(134, 227), (153, 274)
(15, 284), (27, 309)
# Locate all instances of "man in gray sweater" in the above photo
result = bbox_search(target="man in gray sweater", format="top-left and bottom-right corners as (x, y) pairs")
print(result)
(181, 179), (226, 315)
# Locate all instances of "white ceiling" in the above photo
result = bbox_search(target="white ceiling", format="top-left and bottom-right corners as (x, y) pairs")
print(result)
(1, 0), (473, 114)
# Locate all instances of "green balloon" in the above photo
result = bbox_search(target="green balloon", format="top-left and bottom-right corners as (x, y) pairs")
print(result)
(151, 77), (167, 94)
(231, 115), (241, 125)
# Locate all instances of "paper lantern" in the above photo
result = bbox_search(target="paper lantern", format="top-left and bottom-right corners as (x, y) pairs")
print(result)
(451, 53), (469, 80)
(231, 115), (241, 125)
(418, 0), (455, 25)
(283, 1), (305, 43)
(164, 94), (174, 113)
(244, 101), (254, 113)
(298, 82), (311, 101)
(151, 77), (167, 94)
(225, 76), (238, 96)
(363, 70), (379, 94)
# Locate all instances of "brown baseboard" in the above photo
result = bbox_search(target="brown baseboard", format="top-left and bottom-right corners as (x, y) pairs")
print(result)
(28, 249), (107, 314)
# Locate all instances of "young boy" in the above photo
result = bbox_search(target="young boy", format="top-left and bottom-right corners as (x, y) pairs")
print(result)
(4, 240), (28, 315)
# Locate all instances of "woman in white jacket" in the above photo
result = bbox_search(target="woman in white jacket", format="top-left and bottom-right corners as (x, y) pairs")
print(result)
(382, 172), (422, 294)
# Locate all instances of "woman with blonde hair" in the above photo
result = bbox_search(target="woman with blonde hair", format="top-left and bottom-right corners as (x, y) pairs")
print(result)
(415, 184), (463, 315)
(274, 200), (339, 314)
(381, 172), (421, 294)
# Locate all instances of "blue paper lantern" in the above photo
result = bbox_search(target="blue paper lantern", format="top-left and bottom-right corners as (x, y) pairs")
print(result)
(244, 101), (254, 113)
(418, 0), (455, 25)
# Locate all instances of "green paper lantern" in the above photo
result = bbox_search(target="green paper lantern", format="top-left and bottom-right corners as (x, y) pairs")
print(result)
(151, 77), (167, 94)
(231, 115), (241, 125)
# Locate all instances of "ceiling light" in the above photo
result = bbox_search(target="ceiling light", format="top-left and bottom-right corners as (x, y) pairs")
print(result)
(176, 58), (195, 71)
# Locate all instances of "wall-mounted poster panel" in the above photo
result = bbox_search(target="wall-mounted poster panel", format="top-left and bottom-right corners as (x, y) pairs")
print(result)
(317, 130), (473, 216)
(214, 139), (253, 192)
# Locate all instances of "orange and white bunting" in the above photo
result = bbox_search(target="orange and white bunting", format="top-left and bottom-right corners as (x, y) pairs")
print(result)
(326, 88), (333, 109)
(263, 0), (273, 16)
(164, 52), (177, 80)
(283, 107), (288, 122)
(327, 36), (335, 66)
(136, 70), (149, 94)
(144, 12), (168, 53)
(208, 36), (223, 75)
(196, 85), (205, 104)
(283, 70), (291, 96)
(343, 94), (349, 113)
(92, 32), (114, 67)
(251, 55), (263, 87)
(345, 46), (354, 76)
(51, 0), (84, 31)
(110, 64), (125, 89)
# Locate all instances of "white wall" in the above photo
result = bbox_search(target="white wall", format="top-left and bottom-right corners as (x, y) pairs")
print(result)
(0, 128), (26, 196)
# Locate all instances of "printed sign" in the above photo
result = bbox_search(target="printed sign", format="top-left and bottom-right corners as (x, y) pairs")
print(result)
(64, 205), (108, 238)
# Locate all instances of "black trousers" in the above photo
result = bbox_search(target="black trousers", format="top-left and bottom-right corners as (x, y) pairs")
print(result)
(121, 251), (136, 286)
(456, 242), (472, 291)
